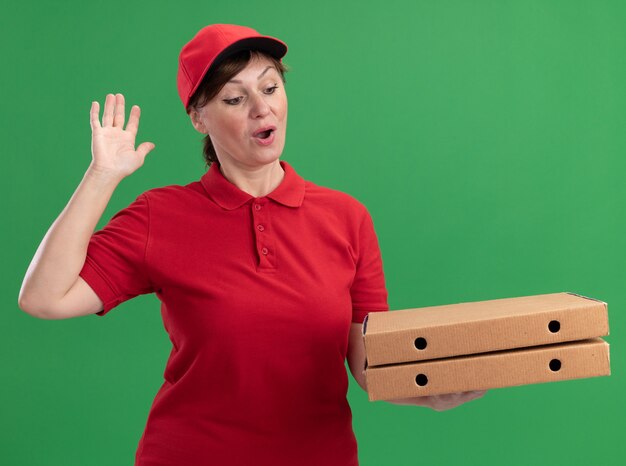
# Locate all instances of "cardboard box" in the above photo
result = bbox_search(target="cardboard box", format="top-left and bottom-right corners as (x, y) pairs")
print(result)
(363, 292), (608, 366)
(365, 337), (610, 401)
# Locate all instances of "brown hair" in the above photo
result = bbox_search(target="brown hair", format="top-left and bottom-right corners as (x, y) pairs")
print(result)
(186, 49), (289, 169)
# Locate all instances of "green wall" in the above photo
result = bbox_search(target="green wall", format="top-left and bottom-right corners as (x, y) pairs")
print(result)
(3, 1), (624, 464)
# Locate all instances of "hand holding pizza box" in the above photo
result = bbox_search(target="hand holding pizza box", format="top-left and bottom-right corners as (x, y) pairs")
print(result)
(363, 292), (610, 401)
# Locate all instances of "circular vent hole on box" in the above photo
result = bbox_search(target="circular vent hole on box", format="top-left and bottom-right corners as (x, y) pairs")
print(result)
(548, 320), (561, 333)
(415, 373), (428, 386)
(549, 359), (562, 372)
(414, 337), (427, 350)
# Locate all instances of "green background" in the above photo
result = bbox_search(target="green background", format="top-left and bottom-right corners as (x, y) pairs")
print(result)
(3, 0), (624, 464)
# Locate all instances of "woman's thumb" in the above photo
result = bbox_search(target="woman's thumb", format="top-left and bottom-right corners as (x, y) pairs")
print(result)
(137, 142), (156, 158)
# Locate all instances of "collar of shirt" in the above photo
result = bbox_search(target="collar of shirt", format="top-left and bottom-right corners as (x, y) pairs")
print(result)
(200, 159), (305, 210)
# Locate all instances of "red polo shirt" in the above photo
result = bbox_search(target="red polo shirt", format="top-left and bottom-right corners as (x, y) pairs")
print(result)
(78, 159), (389, 465)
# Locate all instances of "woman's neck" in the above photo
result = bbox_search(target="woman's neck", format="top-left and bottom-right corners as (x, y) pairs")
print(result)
(218, 159), (285, 198)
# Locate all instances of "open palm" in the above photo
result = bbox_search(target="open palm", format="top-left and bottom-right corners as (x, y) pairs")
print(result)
(90, 93), (155, 179)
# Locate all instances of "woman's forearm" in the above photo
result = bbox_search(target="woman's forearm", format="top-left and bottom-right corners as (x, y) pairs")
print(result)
(18, 166), (122, 316)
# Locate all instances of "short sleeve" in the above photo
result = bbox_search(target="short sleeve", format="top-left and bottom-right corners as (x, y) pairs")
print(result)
(78, 193), (154, 317)
(350, 206), (390, 323)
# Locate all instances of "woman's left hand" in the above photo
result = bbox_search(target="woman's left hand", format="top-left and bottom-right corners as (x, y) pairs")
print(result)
(386, 390), (487, 411)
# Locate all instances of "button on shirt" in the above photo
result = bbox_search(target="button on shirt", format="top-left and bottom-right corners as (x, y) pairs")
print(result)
(78, 159), (389, 466)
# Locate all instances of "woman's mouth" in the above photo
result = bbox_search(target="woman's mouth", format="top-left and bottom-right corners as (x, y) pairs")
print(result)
(252, 127), (276, 146)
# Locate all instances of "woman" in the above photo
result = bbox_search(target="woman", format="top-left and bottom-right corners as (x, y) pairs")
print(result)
(19, 24), (484, 466)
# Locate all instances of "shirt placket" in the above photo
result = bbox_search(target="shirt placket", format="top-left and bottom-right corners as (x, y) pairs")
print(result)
(252, 198), (276, 272)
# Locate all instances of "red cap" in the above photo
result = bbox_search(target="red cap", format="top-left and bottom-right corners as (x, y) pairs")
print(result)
(177, 24), (288, 110)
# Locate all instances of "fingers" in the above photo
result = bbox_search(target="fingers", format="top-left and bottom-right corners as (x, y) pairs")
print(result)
(112, 93), (125, 128)
(90, 101), (101, 130)
(136, 141), (156, 159)
(102, 93), (115, 127)
(101, 93), (125, 127)
(450, 390), (486, 402)
(429, 390), (487, 411)
(462, 390), (486, 402)
(93, 93), (142, 134)
(125, 104), (141, 136)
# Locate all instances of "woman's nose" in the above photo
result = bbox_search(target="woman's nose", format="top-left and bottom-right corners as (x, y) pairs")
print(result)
(249, 92), (271, 117)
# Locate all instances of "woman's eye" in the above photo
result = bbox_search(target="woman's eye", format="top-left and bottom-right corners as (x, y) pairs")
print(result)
(223, 97), (242, 105)
(222, 85), (279, 105)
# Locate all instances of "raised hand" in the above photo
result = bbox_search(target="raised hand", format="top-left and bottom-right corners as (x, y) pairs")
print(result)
(89, 93), (155, 180)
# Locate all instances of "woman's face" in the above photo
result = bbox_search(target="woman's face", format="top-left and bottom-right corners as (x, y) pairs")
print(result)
(191, 54), (288, 169)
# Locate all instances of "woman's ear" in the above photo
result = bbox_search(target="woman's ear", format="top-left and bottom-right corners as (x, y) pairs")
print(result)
(189, 108), (207, 134)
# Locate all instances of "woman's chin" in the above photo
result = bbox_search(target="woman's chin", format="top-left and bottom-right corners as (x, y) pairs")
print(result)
(258, 152), (283, 165)
(252, 141), (285, 161)
(234, 151), (283, 168)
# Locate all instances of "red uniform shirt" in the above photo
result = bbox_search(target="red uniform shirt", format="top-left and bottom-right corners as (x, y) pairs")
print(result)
(79, 159), (389, 465)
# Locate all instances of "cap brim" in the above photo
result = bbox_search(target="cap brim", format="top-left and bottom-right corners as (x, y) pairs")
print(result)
(190, 37), (288, 103)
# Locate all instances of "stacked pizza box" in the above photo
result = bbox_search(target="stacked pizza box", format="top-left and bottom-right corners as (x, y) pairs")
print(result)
(363, 292), (610, 401)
